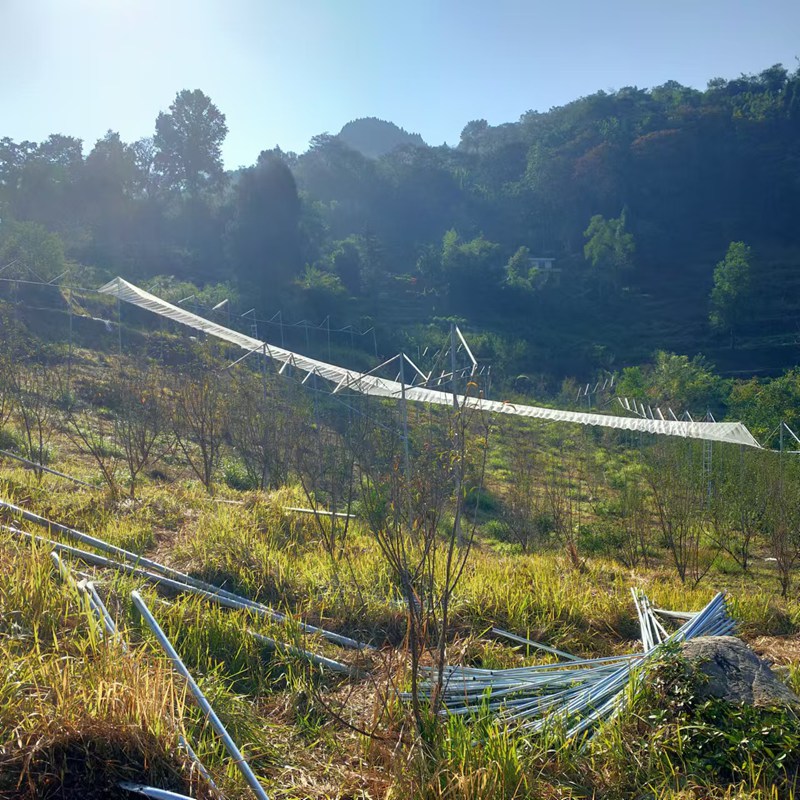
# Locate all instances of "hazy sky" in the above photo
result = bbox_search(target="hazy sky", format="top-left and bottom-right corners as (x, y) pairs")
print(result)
(3, 0), (799, 169)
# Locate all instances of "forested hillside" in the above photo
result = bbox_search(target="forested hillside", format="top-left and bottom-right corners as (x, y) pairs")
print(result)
(2, 66), (800, 379)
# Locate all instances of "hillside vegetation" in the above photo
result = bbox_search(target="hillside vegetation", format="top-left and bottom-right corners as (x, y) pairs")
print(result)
(2, 63), (800, 376)
(1, 311), (800, 798)
(3, 60), (800, 799)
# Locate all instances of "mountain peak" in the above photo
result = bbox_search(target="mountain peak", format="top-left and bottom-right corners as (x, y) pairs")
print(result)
(337, 117), (426, 159)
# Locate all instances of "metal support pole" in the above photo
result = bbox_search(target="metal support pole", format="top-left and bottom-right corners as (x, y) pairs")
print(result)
(450, 324), (463, 545)
(399, 354), (411, 485)
(779, 420), (785, 500)
(131, 592), (271, 800)
(67, 289), (73, 390)
(703, 411), (713, 507)
(399, 354), (413, 529)
(260, 344), (269, 400)
(450, 323), (459, 410)
(117, 296), (122, 357)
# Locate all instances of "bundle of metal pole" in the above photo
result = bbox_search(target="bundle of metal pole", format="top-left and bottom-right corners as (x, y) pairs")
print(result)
(406, 591), (735, 738)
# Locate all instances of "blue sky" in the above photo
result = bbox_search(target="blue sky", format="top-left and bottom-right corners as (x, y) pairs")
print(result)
(3, 0), (799, 169)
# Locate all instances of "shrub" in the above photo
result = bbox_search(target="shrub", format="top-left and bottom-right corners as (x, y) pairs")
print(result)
(221, 458), (259, 492)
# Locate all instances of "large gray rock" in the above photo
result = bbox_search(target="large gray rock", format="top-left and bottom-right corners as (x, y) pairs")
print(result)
(682, 636), (800, 708)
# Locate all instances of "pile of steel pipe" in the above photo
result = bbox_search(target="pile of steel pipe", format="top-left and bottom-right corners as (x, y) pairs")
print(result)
(405, 591), (735, 739)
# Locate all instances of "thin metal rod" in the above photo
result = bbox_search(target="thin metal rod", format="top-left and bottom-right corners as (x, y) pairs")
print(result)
(117, 296), (123, 355)
(84, 579), (127, 647)
(50, 551), (109, 640)
(491, 627), (581, 662)
(455, 326), (478, 373)
(399, 353), (411, 491)
(449, 324), (459, 409)
(283, 506), (356, 520)
(248, 630), (354, 675)
(49, 552), (216, 789)
(402, 352), (428, 383)
(9, 526), (370, 650)
(131, 591), (271, 800)
(118, 784), (195, 800)
(0, 450), (94, 487)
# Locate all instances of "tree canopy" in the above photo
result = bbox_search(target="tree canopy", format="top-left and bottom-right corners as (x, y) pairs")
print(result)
(2, 64), (800, 380)
(710, 241), (753, 347)
(154, 89), (228, 196)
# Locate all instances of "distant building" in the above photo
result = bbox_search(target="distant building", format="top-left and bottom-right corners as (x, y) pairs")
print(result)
(531, 257), (557, 271)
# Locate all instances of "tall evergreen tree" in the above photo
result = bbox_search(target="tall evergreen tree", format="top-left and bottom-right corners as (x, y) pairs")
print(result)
(154, 89), (228, 196)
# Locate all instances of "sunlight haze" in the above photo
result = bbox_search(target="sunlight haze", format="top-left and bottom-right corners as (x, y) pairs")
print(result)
(3, 0), (800, 167)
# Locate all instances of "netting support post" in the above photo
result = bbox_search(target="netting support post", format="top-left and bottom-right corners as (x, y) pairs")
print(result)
(450, 323), (463, 546)
(117, 296), (122, 357)
(67, 289), (73, 390)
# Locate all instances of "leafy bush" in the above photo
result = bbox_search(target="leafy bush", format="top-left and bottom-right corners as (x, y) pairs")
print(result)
(221, 458), (259, 491)
(596, 645), (800, 795)
(0, 426), (24, 452)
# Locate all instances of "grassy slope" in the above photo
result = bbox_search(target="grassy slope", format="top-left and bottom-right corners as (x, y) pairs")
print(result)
(1, 312), (800, 797)
(2, 449), (800, 799)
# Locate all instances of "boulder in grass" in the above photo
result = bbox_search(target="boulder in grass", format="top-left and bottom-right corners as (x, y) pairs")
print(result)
(682, 636), (800, 708)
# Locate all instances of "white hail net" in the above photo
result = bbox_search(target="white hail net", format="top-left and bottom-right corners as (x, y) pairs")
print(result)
(98, 277), (761, 448)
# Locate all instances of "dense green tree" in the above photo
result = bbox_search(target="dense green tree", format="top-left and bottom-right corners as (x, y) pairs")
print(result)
(0, 219), (66, 281)
(154, 89), (228, 196)
(77, 132), (137, 263)
(635, 352), (725, 414)
(330, 238), (363, 295)
(10, 135), (83, 229)
(129, 137), (161, 198)
(583, 212), (635, 293)
(415, 242), (443, 291)
(226, 150), (302, 303)
(440, 229), (503, 312)
(36, 134), (83, 169)
(0, 137), (37, 190)
(458, 119), (490, 153)
(504, 245), (548, 292)
(727, 368), (800, 442)
(82, 132), (135, 196)
(618, 352), (725, 415)
(709, 241), (753, 348)
(298, 264), (347, 318)
(505, 245), (532, 288)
